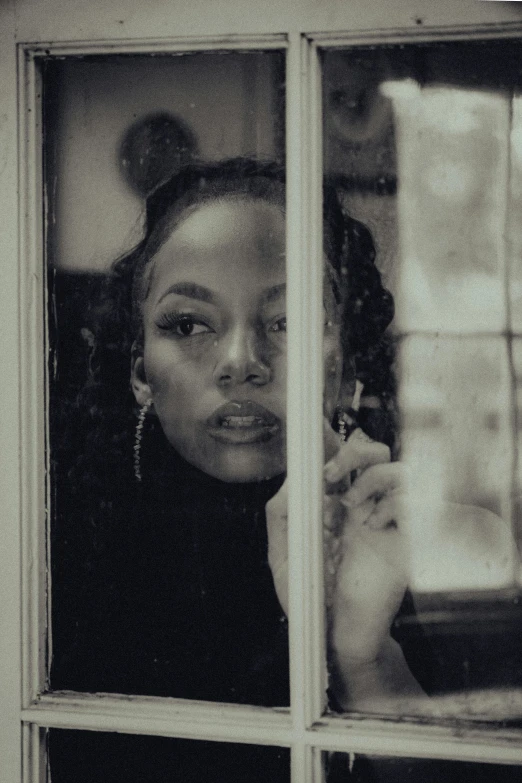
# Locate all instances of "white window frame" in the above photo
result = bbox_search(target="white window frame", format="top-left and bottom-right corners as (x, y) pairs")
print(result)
(3, 2), (522, 781)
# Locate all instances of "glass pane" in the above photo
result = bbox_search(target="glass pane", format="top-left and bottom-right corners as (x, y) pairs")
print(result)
(512, 339), (522, 563)
(321, 751), (522, 783)
(398, 335), (515, 586)
(48, 730), (289, 783)
(321, 41), (522, 717)
(507, 96), (522, 332)
(47, 52), (290, 704)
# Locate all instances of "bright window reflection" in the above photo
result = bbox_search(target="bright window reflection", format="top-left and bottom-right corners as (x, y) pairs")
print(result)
(390, 82), (509, 333)
(398, 336), (517, 593)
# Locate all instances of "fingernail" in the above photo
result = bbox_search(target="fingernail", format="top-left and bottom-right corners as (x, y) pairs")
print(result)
(324, 461), (342, 483)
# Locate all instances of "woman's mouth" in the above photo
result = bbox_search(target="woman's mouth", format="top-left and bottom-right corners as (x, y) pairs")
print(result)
(206, 401), (281, 444)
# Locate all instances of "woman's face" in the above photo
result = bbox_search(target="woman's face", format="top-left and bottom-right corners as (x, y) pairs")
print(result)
(132, 197), (343, 482)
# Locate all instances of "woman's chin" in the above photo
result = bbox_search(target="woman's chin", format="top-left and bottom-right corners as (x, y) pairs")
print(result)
(198, 449), (286, 484)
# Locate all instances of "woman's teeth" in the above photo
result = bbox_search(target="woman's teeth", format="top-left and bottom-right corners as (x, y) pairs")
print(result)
(221, 416), (264, 428)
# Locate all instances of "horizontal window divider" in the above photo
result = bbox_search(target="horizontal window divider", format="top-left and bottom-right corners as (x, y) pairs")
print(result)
(309, 716), (522, 766)
(21, 34), (287, 58)
(23, 692), (293, 747)
(24, 692), (522, 765)
(393, 330), (522, 340)
(308, 22), (522, 48)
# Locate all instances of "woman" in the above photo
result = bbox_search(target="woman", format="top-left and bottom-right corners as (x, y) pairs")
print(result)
(49, 158), (515, 781)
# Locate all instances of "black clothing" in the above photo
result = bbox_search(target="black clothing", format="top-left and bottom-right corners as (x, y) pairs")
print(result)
(52, 445), (288, 704)
(49, 423), (522, 782)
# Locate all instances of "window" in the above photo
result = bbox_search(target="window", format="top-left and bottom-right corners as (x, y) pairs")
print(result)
(3, 2), (522, 782)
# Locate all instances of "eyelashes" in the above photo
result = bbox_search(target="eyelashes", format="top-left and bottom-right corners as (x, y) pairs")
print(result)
(156, 313), (213, 337)
(155, 310), (288, 338)
(155, 312), (336, 338)
(267, 316), (287, 333)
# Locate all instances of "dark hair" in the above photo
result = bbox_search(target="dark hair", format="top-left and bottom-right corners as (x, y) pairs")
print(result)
(57, 158), (396, 500)
(96, 157), (393, 367)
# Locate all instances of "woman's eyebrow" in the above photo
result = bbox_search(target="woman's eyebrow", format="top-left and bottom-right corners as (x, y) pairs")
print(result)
(261, 283), (286, 305)
(157, 282), (216, 305)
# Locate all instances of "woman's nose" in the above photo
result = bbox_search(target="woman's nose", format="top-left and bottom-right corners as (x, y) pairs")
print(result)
(213, 329), (272, 387)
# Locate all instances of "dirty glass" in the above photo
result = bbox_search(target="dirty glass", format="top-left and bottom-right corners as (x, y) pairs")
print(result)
(321, 41), (522, 718)
(48, 730), (290, 783)
(46, 51), (289, 705)
(321, 750), (522, 783)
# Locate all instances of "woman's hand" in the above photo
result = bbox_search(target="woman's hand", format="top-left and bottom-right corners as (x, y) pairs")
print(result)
(323, 426), (425, 709)
(267, 423), (423, 711)
(266, 423), (400, 616)
(323, 427), (407, 662)
(266, 422), (517, 713)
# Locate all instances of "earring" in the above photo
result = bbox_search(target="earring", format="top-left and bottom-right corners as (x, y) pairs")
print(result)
(336, 406), (361, 444)
(134, 399), (153, 482)
(336, 380), (364, 443)
(336, 407), (349, 443)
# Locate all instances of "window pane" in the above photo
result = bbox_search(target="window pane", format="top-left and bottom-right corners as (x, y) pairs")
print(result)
(512, 339), (522, 569)
(321, 41), (522, 717)
(321, 751), (522, 783)
(47, 51), (290, 704)
(48, 730), (289, 783)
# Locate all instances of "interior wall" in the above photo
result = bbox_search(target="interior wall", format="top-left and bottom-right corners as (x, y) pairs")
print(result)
(45, 52), (283, 272)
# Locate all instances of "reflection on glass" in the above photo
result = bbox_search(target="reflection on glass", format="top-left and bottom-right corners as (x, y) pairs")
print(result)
(399, 335), (516, 593)
(45, 53), (284, 273)
(507, 97), (522, 332)
(392, 83), (509, 333)
(322, 751), (522, 783)
(48, 730), (290, 783)
(511, 339), (522, 563)
(322, 41), (522, 718)
(48, 54), (290, 704)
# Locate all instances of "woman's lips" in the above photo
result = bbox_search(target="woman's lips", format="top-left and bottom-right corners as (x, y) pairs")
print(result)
(206, 401), (281, 444)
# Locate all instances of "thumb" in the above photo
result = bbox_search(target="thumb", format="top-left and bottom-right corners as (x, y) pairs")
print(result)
(266, 479), (289, 615)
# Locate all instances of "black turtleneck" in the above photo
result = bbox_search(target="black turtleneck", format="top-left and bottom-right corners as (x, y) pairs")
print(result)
(51, 432), (288, 705)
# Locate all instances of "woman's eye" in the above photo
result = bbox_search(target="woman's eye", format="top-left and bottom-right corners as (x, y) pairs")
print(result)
(157, 314), (213, 337)
(176, 319), (211, 336)
(268, 316), (287, 333)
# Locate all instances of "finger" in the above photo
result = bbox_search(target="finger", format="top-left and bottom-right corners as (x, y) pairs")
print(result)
(323, 495), (340, 532)
(266, 477), (288, 520)
(266, 479), (288, 566)
(342, 462), (405, 509)
(364, 492), (404, 530)
(323, 417), (341, 464)
(324, 420), (353, 495)
(340, 497), (376, 530)
(324, 428), (390, 485)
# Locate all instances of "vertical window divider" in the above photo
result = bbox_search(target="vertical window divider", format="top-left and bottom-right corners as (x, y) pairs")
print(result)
(286, 33), (326, 771)
(22, 724), (46, 783)
(18, 46), (47, 711)
(0, 4), (22, 780)
(305, 37), (328, 724)
(21, 724), (31, 783)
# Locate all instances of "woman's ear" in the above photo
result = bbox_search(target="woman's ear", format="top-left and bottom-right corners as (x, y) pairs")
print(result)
(131, 351), (153, 406)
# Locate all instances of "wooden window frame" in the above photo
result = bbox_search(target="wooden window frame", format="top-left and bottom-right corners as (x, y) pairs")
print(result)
(2, 4), (522, 781)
